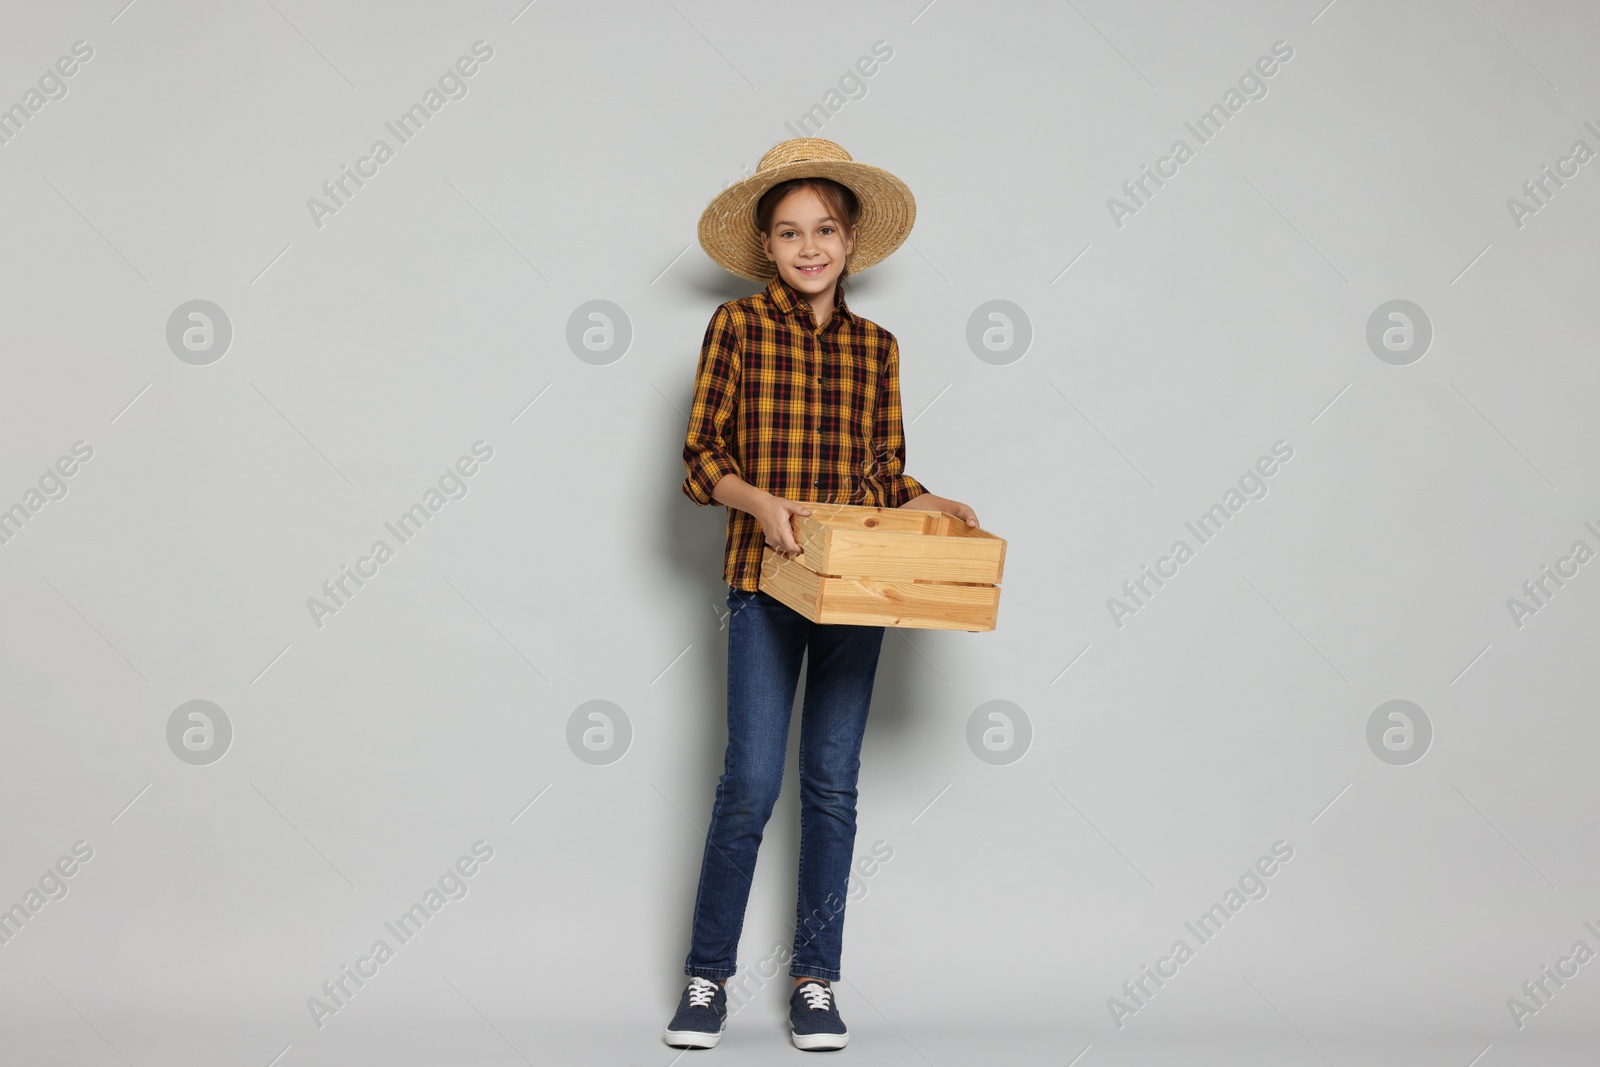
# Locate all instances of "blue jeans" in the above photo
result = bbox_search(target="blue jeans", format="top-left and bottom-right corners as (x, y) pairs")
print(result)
(683, 586), (887, 982)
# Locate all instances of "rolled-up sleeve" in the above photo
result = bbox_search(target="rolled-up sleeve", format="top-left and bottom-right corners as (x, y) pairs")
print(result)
(681, 305), (743, 506)
(875, 334), (927, 509)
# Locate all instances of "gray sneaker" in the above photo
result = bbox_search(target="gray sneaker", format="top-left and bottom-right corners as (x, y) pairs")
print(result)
(790, 979), (848, 1051)
(664, 976), (727, 1049)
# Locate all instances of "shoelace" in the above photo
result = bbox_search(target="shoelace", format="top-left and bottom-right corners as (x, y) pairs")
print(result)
(687, 977), (719, 1008)
(797, 982), (832, 1011)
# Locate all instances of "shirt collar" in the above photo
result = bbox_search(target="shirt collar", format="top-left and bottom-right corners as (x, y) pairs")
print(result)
(764, 273), (855, 329)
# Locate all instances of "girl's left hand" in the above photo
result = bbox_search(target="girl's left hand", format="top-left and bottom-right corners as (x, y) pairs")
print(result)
(945, 500), (980, 528)
(901, 492), (979, 528)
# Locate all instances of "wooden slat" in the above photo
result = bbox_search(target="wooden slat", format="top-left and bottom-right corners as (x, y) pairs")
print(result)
(761, 547), (1000, 632)
(819, 573), (999, 631)
(798, 502), (931, 534)
(818, 527), (1003, 583)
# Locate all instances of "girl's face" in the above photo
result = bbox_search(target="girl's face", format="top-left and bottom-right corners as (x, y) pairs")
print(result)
(759, 186), (855, 307)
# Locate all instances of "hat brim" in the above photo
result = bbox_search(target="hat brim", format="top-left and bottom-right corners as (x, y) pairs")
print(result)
(697, 159), (916, 283)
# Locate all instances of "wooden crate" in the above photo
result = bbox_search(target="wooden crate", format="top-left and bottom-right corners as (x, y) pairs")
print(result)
(758, 503), (1005, 631)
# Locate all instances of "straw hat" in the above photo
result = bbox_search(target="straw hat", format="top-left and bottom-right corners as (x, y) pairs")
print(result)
(698, 138), (916, 283)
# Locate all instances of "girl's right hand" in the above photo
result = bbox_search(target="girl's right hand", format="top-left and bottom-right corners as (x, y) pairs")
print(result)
(756, 495), (812, 559)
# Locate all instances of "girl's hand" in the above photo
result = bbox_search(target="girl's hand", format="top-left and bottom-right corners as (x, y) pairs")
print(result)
(899, 492), (980, 528)
(945, 500), (980, 528)
(756, 494), (813, 558)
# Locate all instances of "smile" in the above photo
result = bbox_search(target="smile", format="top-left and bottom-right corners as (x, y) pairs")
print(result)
(798, 264), (828, 275)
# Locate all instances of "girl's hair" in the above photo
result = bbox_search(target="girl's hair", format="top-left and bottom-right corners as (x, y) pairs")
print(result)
(754, 177), (861, 293)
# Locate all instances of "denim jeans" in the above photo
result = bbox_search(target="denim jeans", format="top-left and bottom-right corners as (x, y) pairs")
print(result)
(683, 586), (887, 983)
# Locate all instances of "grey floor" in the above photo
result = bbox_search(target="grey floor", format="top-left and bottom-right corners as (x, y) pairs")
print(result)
(6, 1013), (1592, 1066)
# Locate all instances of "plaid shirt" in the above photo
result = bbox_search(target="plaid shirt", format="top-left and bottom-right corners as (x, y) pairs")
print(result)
(681, 274), (927, 591)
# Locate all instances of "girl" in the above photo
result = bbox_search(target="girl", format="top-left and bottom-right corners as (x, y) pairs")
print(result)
(667, 137), (978, 1052)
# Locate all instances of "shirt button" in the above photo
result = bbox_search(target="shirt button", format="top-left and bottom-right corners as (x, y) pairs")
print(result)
(812, 479), (820, 487)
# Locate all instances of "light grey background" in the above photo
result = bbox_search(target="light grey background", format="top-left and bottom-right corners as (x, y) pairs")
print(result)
(2, 1), (1597, 1064)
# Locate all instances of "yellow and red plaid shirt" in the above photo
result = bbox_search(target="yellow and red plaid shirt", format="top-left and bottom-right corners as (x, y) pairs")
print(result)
(681, 273), (927, 591)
